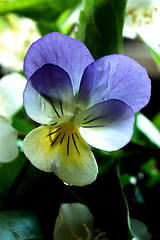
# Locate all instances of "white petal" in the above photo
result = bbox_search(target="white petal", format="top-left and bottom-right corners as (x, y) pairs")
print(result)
(54, 203), (94, 240)
(0, 73), (26, 117)
(0, 116), (18, 162)
(130, 218), (152, 240)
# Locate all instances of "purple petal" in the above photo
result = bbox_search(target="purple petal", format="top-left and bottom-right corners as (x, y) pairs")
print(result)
(24, 32), (94, 94)
(76, 99), (135, 151)
(24, 64), (74, 124)
(77, 54), (151, 113)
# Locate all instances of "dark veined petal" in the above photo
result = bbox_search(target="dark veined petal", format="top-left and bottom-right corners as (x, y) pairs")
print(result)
(76, 99), (135, 151)
(24, 32), (94, 94)
(23, 64), (74, 124)
(77, 54), (151, 113)
(23, 123), (98, 186)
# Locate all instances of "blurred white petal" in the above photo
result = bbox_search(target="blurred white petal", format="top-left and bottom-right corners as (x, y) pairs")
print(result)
(130, 218), (152, 240)
(0, 14), (40, 71)
(0, 73), (26, 117)
(126, 0), (153, 9)
(54, 203), (94, 240)
(137, 113), (160, 147)
(0, 115), (18, 162)
(123, 0), (160, 53)
(137, 22), (160, 57)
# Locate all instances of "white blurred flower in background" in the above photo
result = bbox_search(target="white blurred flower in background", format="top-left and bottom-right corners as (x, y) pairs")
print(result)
(0, 73), (26, 117)
(0, 14), (40, 71)
(0, 12), (35, 162)
(130, 218), (152, 240)
(54, 203), (94, 240)
(0, 116), (18, 163)
(123, 0), (160, 57)
(0, 73), (26, 162)
(53, 203), (107, 240)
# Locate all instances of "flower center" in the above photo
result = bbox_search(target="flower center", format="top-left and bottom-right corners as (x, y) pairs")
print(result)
(47, 121), (81, 155)
(70, 224), (106, 240)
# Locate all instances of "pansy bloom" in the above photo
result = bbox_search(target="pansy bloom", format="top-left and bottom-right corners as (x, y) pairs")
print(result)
(23, 32), (151, 186)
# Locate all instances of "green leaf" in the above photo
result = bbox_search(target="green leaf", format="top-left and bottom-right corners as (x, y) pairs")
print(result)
(0, 0), (80, 23)
(141, 157), (160, 189)
(12, 107), (35, 134)
(75, 0), (127, 59)
(0, 152), (27, 207)
(37, 8), (74, 36)
(153, 112), (160, 131)
(0, 210), (43, 239)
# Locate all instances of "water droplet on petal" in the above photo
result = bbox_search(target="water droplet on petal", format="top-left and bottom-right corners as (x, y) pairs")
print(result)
(63, 181), (72, 186)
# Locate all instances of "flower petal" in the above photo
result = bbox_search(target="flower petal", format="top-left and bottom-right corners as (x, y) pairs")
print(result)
(54, 203), (94, 240)
(24, 32), (94, 94)
(23, 64), (74, 124)
(77, 99), (135, 151)
(0, 73), (26, 118)
(0, 116), (18, 162)
(23, 124), (98, 186)
(77, 54), (151, 113)
(130, 219), (152, 240)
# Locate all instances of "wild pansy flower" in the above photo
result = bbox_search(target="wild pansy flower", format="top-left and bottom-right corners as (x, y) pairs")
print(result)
(23, 32), (151, 186)
(0, 73), (26, 162)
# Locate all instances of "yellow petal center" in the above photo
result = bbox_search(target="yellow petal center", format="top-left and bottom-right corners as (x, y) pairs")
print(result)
(47, 121), (81, 156)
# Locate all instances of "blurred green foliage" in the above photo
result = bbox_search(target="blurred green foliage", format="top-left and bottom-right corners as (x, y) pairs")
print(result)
(0, 0), (80, 22)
